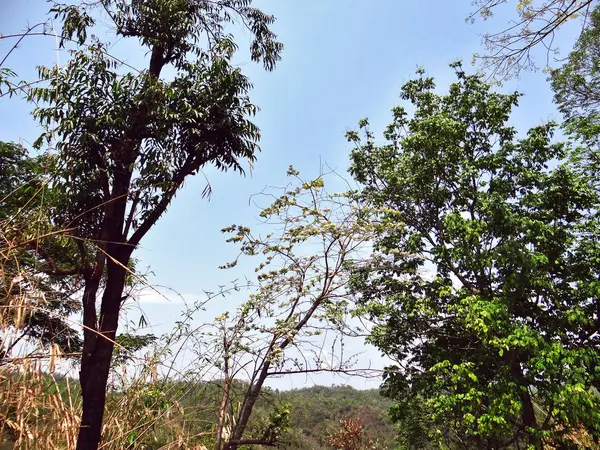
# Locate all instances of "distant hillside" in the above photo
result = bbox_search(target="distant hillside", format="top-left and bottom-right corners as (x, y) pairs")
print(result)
(174, 382), (397, 449)
(277, 385), (396, 449)
(1, 370), (397, 449)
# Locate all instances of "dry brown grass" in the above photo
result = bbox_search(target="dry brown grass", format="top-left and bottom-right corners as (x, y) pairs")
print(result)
(0, 204), (207, 448)
(0, 359), (80, 449)
(0, 351), (216, 449)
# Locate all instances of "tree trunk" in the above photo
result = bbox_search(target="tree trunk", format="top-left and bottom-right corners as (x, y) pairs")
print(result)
(76, 147), (134, 450)
(224, 362), (271, 450)
(79, 255), (103, 392)
(76, 261), (127, 450)
(224, 296), (327, 450)
(509, 358), (541, 448)
(215, 351), (231, 450)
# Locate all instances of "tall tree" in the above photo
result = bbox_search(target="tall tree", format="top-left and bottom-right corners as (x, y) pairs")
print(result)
(348, 64), (600, 448)
(26, 1), (282, 448)
(469, 0), (595, 78)
(551, 3), (600, 176)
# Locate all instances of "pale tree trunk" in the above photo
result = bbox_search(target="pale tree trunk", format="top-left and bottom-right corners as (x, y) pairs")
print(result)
(215, 347), (232, 450)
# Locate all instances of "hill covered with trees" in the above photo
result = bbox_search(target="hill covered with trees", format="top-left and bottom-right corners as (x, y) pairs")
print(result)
(1, 373), (395, 450)
(274, 386), (396, 449)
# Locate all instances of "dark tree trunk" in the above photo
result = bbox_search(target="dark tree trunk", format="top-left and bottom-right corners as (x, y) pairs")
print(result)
(79, 255), (104, 393)
(75, 144), (135, 450)
(225, 362), (271, 450)
(76, 262), (127, 450)
(509, 358), (541, 449)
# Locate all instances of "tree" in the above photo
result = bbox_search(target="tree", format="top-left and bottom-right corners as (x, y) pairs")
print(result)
(208, 169), (376, 449)
(348, 64), (600, 448)
(469, 0), (595, 78)
(0, 141), (83, 361)
(23, 1), (283, 448)
(327, 418), (375, 450)
(551, 3), (600, 176)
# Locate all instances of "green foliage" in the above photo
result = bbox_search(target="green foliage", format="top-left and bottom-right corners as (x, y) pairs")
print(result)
(0, 373), (395, 450)
(0, 68), (18, 97)
(0, 141), (83, 357)
(280, 386), (395, 449)
(112, 333), (157, 365)
(30, 41), (262, 240)
(349, 63), (600, 448)
(552, 3), (600, 176)
(16, 1), (283, 446)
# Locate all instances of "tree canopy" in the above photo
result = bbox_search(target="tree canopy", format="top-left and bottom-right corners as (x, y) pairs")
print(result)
(4, 1), (600, 449)
(0, 141), (83, 360)
(348, 64), (600, 448)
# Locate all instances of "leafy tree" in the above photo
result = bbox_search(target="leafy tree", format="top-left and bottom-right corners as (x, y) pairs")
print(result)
(0, 141), (83, 360)
(111, 332), (157, 366)
(327, 417), (375, 450)
(211, 169), (376, 449)
(551, 3), (600, 176)
(348, 64), (600, 448)
(469, 0), (594, 78)
(24, 1), (283, 448)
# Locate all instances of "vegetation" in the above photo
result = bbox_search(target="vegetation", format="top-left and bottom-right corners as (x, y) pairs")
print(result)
(348, 63), (600, 448)
(2, 0), (600, 449)
(0, 141), (83, 360)
(282, 386), (395, 450)
(552, 3), (600, 176)
(470, 0), (595, 78)
(0, 367), (395, 450)
(5, 1), (281, 448)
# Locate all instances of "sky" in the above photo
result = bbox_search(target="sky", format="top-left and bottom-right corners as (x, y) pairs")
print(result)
(0, 0), (584, 389)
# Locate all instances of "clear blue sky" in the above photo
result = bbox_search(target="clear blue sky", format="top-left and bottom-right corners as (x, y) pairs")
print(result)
(0, 0), (581, 388)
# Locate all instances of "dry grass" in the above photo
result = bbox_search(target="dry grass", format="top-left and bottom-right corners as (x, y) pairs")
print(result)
(0, 360), (80, 449)
(0, 357), (216, 449)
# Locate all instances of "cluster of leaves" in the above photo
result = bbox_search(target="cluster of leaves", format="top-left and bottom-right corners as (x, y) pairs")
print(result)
(0, 141), (83, 358)
(348, 63), (600, 448)
(112, 332), (157, 365)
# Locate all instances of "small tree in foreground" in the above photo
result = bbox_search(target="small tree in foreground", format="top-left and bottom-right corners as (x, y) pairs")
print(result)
(209, 169), (378, 449)
(349, 63), (600, 448)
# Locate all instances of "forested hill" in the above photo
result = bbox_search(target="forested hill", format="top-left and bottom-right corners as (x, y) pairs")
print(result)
(277, 385), (396, 449)
(1, 371), (397, 450)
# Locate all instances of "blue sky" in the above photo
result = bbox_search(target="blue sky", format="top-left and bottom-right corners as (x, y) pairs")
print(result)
(0, 0), (582, 388)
